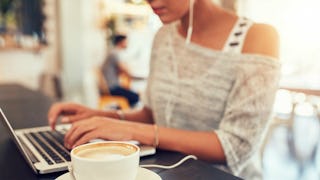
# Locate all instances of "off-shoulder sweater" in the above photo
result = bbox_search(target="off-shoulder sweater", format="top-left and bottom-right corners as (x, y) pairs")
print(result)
(142, 18), (280, 179)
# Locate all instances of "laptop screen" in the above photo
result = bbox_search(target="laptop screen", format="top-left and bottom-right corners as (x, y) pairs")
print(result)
(0, 108), (38, 173)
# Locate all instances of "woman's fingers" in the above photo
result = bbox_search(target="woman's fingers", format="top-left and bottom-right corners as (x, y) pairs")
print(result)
(48, 103), (86, 129)
(64, 117), (133, 149)
(64, 118), (98, 149)
(48, 103), (65, 130)
(68, 126), (96, 148)
(64, 124), (79, 148)
(72, 131), (101, 149)
(61, 113), (88, 124)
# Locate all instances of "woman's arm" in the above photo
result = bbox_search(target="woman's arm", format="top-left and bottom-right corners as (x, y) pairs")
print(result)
(103, 106), (154, 124)
(64, 117), (226, 163)
(48, 103), (153, 129)
(133, 123), (226, 163)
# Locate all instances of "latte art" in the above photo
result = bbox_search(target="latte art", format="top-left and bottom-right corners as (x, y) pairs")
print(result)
(74, 143), (137, 161)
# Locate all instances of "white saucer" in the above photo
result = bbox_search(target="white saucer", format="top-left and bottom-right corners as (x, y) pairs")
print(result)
(55, 167), (161, 180)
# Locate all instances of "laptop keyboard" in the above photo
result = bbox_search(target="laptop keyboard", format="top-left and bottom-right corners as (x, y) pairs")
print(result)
(24, 130), (70, 165)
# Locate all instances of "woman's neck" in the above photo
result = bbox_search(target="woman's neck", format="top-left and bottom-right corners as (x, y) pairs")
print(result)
(179, 1), (235, 38)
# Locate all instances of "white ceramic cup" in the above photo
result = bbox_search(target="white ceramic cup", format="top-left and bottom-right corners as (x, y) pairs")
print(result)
(70, 141), (140, 180)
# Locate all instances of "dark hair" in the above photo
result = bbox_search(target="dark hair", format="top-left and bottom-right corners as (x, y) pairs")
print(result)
(113, 35), (127, 46)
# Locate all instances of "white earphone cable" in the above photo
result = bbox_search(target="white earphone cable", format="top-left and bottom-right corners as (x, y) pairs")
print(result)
(147, 0), (197, 171)
(186, 0), (195, 45)
(140, 155), (197, 169)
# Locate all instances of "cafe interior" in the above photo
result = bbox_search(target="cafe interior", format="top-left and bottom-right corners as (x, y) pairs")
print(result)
(0, 0), (319, 179)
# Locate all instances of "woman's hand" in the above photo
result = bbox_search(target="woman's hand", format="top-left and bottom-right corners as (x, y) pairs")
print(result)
(48, 102), (104, 130)
(64, 116), (134, 149)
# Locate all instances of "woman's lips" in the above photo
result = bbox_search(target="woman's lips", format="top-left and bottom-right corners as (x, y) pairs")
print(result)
(152, 7), (166, 15)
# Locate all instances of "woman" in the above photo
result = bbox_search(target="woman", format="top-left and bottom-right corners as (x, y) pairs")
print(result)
(48, 0), (280, 179)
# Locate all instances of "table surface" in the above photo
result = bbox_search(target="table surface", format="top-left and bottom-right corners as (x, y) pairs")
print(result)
(0, 84), (242, 180)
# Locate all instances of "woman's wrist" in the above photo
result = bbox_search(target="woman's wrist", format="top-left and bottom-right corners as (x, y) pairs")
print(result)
(153, 124), (159, 147)
(97, 109), (122, 119)
(116, 110), (125, 120)
(131, 122), (159, 147)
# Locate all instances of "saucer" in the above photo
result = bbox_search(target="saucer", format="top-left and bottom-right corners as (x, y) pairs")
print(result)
(136, 167), (161, 180)
(55, 167), (161, 180)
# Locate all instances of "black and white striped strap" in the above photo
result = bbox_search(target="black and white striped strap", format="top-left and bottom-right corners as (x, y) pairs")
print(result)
(222, 17), (253, 53)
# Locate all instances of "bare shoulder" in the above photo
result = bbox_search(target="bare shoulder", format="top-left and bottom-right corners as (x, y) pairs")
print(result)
(242, 23), (280, 59)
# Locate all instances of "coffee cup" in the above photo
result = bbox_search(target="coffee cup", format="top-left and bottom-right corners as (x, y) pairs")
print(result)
(70, 141), (140, 180)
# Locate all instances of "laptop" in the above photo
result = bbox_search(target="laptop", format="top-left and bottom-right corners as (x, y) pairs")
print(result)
(0, 108), (156, 174)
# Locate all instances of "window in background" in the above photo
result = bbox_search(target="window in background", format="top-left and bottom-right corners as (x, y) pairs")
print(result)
(0, 0), (46, 50)
(239, 0), (320, 89)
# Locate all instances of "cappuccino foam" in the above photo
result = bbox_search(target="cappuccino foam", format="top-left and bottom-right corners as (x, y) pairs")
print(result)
(74, 143), (136, 161)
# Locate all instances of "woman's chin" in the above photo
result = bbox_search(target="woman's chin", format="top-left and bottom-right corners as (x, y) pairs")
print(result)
(159, 17), (175, 24)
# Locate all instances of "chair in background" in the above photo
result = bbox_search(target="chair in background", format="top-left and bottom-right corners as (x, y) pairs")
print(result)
(95, 68), (130, 110)
(118, 72), (132, 90)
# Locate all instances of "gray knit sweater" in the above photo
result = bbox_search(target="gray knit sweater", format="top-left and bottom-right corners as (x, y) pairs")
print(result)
(142, 21), (280, 179)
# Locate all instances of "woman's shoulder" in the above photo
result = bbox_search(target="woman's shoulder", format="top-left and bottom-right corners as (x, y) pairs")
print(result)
(242, 22), (280, 59)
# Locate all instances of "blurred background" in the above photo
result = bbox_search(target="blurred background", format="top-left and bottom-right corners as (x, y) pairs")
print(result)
(0, 0), (319, 179)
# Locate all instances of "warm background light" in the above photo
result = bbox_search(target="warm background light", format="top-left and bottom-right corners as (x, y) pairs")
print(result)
(240, 0), (320, 88)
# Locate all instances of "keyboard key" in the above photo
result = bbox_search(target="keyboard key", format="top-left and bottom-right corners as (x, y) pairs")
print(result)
(24, 130), (70, 165)
(25, 133), (53, 165)
(40, 131), (70, 161)
(30, 132), (64, 163)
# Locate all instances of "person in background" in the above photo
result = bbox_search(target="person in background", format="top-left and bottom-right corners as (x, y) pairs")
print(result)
(48, 0), (280, 179)
(101, 34), (139, 107)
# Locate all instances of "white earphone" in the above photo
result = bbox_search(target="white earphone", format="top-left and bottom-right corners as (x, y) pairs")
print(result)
(186, 0), (195, 45)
